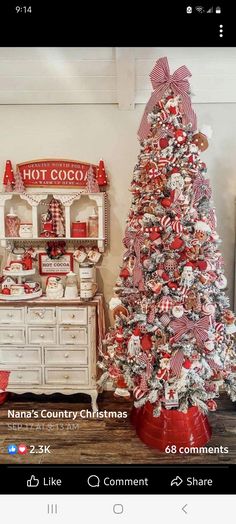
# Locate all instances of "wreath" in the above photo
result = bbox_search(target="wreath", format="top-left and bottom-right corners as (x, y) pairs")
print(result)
(46, 241), (66, 259)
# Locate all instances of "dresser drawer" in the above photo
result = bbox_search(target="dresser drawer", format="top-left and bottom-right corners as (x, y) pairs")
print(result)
(27, 307), (56, 324)
(0, 308), (24, 324)
(59, 327), (88, 345)
(45, 368), (89, 385)
(28, 327), (57, 345)
(0, 347), (41, 364)
(8, 369), (41, 385)
(57, 307), (87, 325)
(45, 347), (88, 366)
(0, 328), (25, 345)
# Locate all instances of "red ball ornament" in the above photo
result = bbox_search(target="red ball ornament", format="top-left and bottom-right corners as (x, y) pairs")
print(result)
(168, 281), (178, 290)
(175, 129), (187, 144)
(197, 260), (207, 271)
(162, 272), (169, 281)
(141, 334), (152, 352)
(183, 359), (192, 369)
(161, 197), (172, 208)
(159, 137), (169, 149)
(120, 267), (130, 278)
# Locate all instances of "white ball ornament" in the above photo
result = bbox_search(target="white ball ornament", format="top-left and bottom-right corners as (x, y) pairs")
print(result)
(215, 275), (227, 290)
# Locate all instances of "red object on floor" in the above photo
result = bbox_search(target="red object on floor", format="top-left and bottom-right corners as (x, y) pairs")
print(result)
(130, 402), (212, 451)
(0, 370), (10, 391)
(0, 392), (9, 405)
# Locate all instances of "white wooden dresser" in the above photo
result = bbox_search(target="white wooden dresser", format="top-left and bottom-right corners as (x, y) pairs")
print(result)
(0, 295), (105, 411)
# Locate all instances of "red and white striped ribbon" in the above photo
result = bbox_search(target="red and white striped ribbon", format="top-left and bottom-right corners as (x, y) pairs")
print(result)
(172, 216), (183, 233)
(169, 349), (185, 377)
(207, 358), (222, 371)
(138, 57), (197, 140)
(136, 353), (153, 379)
(215, 322), (224, 344)
(160, 216), (171, 229)
(170, 315), (210, 346)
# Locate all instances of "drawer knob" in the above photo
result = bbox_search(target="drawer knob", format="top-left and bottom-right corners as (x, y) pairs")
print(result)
(17, 353), (22, 358)
(34, 310), (45, 319)
(8, 334), (14, 338)
(71, 334), (76, 339)
(64, 375), (69, 379)
(71, 314), (76, 319)
(7, 313), (13, 318)
(64, 353), (69, 358)
(17, 374), (23, 379)
(40, 334), (45, 338)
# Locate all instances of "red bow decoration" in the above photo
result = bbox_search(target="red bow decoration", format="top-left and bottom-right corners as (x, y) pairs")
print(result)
(123, 228), (145, 290)
(170, 315), (210, 346)
(138, 57), (197, 140)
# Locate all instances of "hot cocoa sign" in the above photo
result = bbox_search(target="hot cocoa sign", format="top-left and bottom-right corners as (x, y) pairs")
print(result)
(16, 159), (103, 187)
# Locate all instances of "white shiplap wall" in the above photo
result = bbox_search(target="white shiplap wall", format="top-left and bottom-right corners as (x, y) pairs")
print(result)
(0, 47), (117, 104)
(0, 47), (236, 106)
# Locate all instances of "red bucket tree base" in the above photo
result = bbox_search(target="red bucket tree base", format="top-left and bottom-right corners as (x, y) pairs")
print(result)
(131, 402), (212, 452)
(0, 392), (9, 405)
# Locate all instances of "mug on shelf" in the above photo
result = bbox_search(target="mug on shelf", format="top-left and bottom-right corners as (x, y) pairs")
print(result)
(80, 280), (98, 300)
(24, 282), (40, 294)
(19, 223), (33, 239)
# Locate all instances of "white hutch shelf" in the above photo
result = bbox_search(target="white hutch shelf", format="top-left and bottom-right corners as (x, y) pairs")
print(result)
(0, 189), (108, 252)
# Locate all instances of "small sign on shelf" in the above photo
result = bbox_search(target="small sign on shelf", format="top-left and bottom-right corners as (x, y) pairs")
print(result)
(39, 252), (74, 275)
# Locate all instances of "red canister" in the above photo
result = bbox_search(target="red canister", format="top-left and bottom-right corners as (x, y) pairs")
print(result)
(71, 222), (87, 238)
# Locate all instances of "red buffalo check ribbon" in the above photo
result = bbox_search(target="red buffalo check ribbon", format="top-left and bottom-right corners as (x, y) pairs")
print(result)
(138, 57), (197, 140)
(170, 315), (210, 346)
(123, 228), (145, 290)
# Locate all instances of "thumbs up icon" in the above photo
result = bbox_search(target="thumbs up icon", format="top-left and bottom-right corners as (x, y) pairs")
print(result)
(27, 475), (39, 488)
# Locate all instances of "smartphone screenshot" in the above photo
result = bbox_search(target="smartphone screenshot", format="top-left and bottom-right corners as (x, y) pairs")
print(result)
(0, 2), (235, 522)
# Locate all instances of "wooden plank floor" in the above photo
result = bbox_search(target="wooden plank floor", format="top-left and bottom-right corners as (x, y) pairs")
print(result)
(0, 392), (235, 464)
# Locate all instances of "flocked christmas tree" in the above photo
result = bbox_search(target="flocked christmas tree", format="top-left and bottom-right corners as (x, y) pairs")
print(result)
(14, 168), (25, 193)
(99, 57), (236, 421)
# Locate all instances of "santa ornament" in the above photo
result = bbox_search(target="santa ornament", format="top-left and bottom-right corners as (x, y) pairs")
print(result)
(194, 220), (211, 242)
(180, 262), (195, 288)
(128, 327), (141, 356)
(46, 276), (64, 299)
